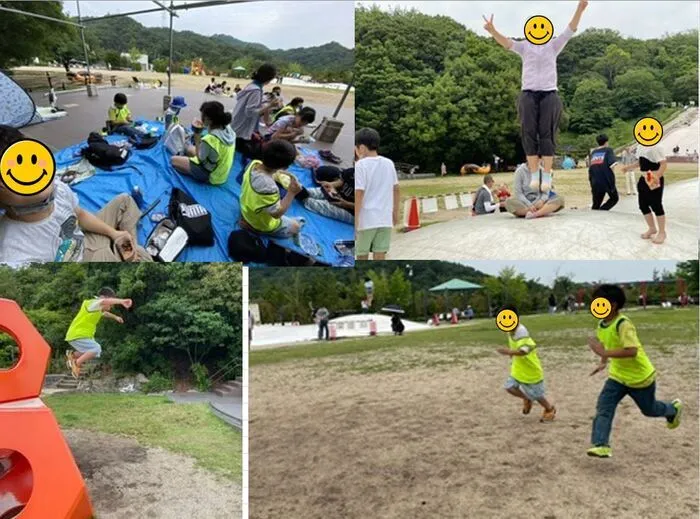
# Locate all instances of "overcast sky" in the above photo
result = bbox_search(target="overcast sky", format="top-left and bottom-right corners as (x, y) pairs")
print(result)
(361, 1), (699, 39)
(64, 1), (354, 49)
(458, 261), (681, 285)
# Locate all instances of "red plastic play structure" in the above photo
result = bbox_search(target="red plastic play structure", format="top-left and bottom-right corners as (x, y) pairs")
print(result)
(0, 299), (94, 519)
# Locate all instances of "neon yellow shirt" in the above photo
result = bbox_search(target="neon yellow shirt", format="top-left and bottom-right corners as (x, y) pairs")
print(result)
(507, 324), (543, 384)
(108, 105), (131, 124)
(65, 299), (103, 341)
(597, 315), (655, 388)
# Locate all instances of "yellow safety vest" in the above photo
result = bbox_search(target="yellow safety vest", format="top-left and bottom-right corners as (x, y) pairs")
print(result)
(65, 299), (103, 341)
(273, 105), (295, 122)
(508, 332), (543, 384)
(108, 106), (131, 124)
(190, 133), (235, 185)
(597, 314), (655, 388)
(240, 160), (281, 233)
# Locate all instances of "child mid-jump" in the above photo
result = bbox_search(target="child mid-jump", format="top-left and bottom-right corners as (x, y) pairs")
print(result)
(496, 305), (556, 422)
(587, 284), (681, 458)
(65, 288), (132, 379)
(483, 0), (588, 194)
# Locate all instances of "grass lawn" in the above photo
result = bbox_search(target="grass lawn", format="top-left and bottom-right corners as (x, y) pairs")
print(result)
(44, 393), (242, 481)
(251, 308), (698, 370)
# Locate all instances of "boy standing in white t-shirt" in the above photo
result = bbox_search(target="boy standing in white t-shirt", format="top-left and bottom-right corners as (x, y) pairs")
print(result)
(354, 128), (399, 260)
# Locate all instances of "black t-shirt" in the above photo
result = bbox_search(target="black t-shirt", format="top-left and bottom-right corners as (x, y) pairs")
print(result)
(588, 146), (617, 187)
(339, 168), (354, 203)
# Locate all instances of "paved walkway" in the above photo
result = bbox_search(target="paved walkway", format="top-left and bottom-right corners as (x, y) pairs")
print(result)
(389, 179), (698, 260)
(167, 392), (242, 430)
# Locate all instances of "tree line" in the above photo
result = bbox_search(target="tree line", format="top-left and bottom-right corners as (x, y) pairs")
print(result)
(250, 261), (699, 324)
(355, 6), (698, 171)
(0, 1), (353, 83)
(0, 263), (242, 387)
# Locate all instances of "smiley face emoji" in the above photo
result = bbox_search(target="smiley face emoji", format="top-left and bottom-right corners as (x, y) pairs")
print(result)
(0, 139), (56, 196)
(590, 297), (611, 319)
(633, 117), (663, 147)
(524, 15), (554, 45)
(496, 309), (519, 332)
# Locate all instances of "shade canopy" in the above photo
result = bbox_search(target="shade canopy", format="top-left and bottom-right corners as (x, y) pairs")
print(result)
(429, 279), (482, 292)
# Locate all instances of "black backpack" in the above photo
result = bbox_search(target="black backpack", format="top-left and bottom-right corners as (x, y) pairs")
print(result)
(168, 188), (214, 246)
(81, 132), (129, 169)
(128, 133), (159, 150)
(227, 230), (267, 263)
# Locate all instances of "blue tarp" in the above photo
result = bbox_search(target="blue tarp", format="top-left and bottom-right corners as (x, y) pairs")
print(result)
(53, 122), (353, 265)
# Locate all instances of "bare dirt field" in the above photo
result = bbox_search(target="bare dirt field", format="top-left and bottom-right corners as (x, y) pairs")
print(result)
(65, 429), (241, 519)
(14, 66), (353, 108)
(250, 344), (698, 519)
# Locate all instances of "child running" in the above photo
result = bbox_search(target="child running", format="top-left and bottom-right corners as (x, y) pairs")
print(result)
(586, 284), (681, 458)
(483, 0), (587, 193)
(65, 288), (132, 379)
(496, 305), (556, 422)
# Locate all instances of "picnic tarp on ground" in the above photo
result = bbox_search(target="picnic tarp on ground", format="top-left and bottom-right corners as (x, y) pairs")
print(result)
(53, 122), (353, 265)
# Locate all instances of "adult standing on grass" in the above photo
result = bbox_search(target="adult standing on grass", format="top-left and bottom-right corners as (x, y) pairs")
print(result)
(588, 134), (619, 211)
(483, 1), (588, 193)
(316, 306), (330, 341)
(355, 128), (400, 260)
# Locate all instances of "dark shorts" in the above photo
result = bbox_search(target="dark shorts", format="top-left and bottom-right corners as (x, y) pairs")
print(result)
(189, 161), (212, 183)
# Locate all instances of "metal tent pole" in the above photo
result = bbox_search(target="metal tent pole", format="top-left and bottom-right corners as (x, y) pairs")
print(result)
(332, 73), (353, 118)
(76, 1), (91, 81)
(168, 1), (174, 96)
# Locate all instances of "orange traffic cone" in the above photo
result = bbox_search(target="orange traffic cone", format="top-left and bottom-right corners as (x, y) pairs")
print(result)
(0, 299), (94, 519)
(404, 197), (421, 232)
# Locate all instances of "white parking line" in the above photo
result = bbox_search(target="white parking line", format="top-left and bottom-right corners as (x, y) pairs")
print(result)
(63, 103), (79, 108)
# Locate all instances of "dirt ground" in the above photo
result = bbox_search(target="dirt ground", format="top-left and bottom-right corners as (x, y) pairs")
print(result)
(65, 429), (241, 519)
(15, 66), (353, 108)
(250, 346), (698, 519)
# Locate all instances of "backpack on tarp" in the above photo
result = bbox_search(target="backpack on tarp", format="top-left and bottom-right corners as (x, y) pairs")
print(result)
(168, 188), (214, 246)
(81, 132), (129, 168)
(128, 133), (159, 150)
(227, 230), (267, 263)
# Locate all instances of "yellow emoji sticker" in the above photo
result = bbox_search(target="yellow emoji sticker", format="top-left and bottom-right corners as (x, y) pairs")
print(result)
(496, 309), (519, 332)
(590, 297), (611, 319)
(524, 15), (553, 45)
(0, 139), (56, 196)
(633, 117), (663, 147)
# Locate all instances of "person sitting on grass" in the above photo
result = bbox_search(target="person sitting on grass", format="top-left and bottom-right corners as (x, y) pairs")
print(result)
(64, 287), (132, 379)
(0, 127), (150, 264)
(586, 284), (682, 458)
(204, 77), (217, 93)
(295, 166), (354, 224)
(240, 140), (304, 238)
(107, 93), (139, 138)
(265, 107), (316, 142)
(231, 63), (280, 159)
(473, 174), (502, 215)
(272, 97), (304, 123)
(171, 101), (236, 185)
(588, 134), (619, 211)
(505, 162), (565, 219)
(496, 305), (557, 422)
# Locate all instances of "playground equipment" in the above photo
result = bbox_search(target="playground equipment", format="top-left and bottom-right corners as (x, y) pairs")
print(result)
(0, 299), (93, 519)
(190, 58), (206, 76)
(460, 163), (491, 175)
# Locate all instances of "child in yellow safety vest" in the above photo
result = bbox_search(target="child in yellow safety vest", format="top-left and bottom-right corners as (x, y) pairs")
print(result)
(107, 92), (140, 138)
(64, 287), (132, 379)
(240, 140), (304, 238)
(171, 101), (236, 185)
(496, 305), (557, 422)
(586, 284), (682, 458)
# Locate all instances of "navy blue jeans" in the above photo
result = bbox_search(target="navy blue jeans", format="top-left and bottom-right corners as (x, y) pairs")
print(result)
(591, 378), (676, 447)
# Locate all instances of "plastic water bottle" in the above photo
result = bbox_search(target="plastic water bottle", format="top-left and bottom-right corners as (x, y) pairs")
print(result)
(132, 185), (145, 210)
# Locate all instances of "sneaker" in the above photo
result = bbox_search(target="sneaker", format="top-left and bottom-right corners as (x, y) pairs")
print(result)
(587, 445), (612, 458)
(540, 406), (556, 422)
(522, 399), (532, 415)
(70, 361), (81, 380)
(667, 399), (682, 430)
(65, 350), (75, 371)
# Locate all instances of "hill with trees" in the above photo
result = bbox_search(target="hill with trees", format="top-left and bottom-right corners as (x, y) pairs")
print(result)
(0, 264), (242, 388)
(355, 6), (698, 170)
(0, 1), (353, 83)
(250, 261), (698, 324)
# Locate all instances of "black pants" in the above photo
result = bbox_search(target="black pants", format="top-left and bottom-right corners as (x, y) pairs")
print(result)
(517, 90), (562, 157)
(638, 176), (665, 216)
(591, 184), (619, 211)
(318, 319), (329, 340)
